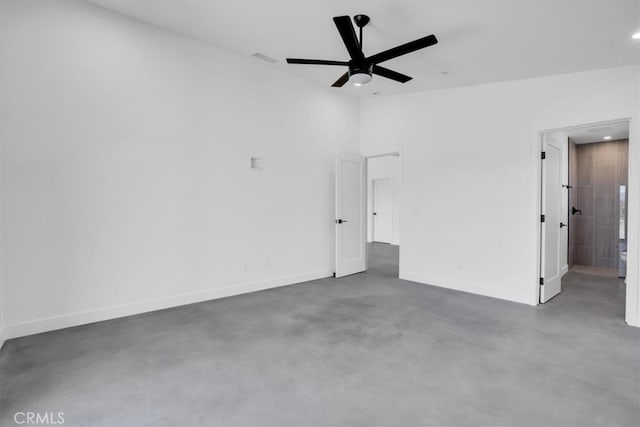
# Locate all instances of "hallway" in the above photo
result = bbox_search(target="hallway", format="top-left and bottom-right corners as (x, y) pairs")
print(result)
(1, 244), (638, 426)
(557, 269), (628, 323)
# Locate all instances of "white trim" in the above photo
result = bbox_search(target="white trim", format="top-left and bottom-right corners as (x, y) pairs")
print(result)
(0, 327), (5, 350)
(366, 151), (400, 159)
(401, 271), (535, 306)
(534, 129), (544, 305)
(3, 269), (331, 340)
(626, 116), (640, 327)
(539, 118), (632, 134)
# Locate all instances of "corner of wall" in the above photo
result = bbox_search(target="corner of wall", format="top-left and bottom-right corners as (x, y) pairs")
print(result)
(628, 89), (640, 328)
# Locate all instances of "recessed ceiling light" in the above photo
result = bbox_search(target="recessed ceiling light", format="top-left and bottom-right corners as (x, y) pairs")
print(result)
(633, 32), (640, 39)
(603, 136), (612, 140)
(442, 71), (450, 75)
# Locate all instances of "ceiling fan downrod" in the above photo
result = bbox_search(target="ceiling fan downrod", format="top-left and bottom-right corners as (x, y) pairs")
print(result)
(353, 14), (370, 50)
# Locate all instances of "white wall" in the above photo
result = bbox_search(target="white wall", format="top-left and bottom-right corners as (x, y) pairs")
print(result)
(360, 66), (640, 322)
(0, 156), (3, 348)
(367, 156), (401, 245)
(627, 67), (640, 327)
(0, 0), (359, 338)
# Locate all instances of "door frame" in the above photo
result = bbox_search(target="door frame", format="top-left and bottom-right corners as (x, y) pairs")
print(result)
(535, 118), (637, 325)
(372, 177), (393, 244)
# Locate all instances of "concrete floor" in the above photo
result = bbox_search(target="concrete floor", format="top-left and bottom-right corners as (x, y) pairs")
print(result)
(1, 243), (639, 426)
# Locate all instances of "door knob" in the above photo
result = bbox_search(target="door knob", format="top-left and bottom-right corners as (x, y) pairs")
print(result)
(572, 206), (582, 215)
(336, 219), (348, 224)
(560, 222), (567, 228)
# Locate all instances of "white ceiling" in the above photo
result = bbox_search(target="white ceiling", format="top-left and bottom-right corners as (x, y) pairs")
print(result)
(564, 121), (630, 144)
(86, 0), (640, 97)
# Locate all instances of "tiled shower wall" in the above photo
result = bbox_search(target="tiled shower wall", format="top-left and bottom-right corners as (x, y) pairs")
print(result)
(570, 139), (628, 269)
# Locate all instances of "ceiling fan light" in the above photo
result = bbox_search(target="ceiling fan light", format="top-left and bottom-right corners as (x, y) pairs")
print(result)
(349, 71), (372, 85)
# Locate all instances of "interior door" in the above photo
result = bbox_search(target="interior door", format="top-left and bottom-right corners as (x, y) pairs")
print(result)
(335, 152), (366, 278)
(373, 178), (393, 243)
(540, 137), (564, 302)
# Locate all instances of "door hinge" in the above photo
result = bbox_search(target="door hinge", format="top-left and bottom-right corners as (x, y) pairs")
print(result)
(540, 277), (544, 286)
(541, 151), (546, 160)
(541, 214), (545, 223)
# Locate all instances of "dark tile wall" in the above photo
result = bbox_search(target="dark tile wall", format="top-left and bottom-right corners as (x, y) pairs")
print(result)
(570, 139), (628, 269)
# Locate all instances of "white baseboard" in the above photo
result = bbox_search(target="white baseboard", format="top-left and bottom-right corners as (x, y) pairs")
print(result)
(0, 327), (5, 350)
(3, 269), (332, 341)
(400, 271), (535, 306)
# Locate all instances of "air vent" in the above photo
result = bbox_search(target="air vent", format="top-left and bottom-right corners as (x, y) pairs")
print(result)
(250, 157), (263, 170)
(252, 52), (278, 64)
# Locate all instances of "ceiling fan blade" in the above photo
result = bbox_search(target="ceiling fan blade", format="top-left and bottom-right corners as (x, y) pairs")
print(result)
(286, 58), (349, 66)
(372, 65), (412, 83)
(333, 15), (364, 60)
(331, 72), (350, 87)
(368, 34), (438, 64)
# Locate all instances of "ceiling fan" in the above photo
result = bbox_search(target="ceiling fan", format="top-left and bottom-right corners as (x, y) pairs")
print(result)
(286, 15), (438, 87)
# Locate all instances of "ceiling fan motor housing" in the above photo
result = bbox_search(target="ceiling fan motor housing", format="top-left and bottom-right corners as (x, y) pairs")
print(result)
(348, 63), (373, 85)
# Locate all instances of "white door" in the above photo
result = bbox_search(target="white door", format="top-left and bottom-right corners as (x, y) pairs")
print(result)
(540, 137), (564, 302)
(373, 178), (393, 244)
(335, 152), (366, 278)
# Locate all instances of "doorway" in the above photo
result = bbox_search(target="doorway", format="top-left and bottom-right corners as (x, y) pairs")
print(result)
(539, 119), (631, 320)
(568, 129), (629, 278)
(366, 153), (401, 277)
(333, 152), (402, 278)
